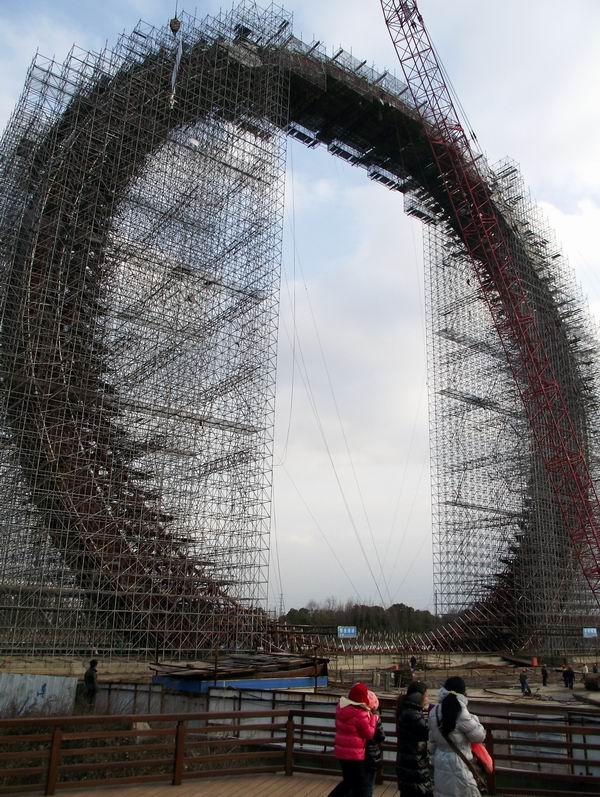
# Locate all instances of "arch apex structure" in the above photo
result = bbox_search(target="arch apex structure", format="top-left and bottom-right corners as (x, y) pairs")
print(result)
(0, 1), (597, 658)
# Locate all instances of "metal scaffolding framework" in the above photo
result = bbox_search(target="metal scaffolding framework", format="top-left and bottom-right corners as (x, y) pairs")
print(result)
(424, 163), (600, 653)
(384, 0), (600, 654)
(0, 3), (289, 657)
(0, 0), (599, 659)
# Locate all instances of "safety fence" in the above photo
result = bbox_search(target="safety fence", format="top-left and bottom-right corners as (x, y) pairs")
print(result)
(0, 706), (599, 795)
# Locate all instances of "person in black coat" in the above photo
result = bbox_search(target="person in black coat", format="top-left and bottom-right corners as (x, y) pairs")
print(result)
(396, 681), (433, 797)
(365, 691), (385, 797)
(83, 659), (98, 707)
(565, 665), (575, 689)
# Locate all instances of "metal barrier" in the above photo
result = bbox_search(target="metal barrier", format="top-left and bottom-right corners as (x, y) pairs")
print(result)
(0, 707), (599, 795)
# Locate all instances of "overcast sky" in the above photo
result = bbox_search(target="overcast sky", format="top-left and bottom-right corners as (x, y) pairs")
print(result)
(2, 1), (600, 614)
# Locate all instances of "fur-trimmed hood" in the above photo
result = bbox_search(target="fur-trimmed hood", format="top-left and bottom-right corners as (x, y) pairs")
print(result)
(339, 696), (369, 709)
(438, 687), (469, 707)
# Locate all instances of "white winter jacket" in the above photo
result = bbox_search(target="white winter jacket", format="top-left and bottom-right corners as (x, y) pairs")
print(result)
(428, 688), (486, 797)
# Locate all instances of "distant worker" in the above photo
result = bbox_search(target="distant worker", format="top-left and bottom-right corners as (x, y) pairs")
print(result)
(541, 665), (548, 687)
(593, 663), (599, 675)
(410, 655), (417, 673)
(565, 665), (575, 690)
(582, 663), (589, 682)
(519, 669), (531, 696)
(561, 665), (568, 688)
(83, 658), (99, 706)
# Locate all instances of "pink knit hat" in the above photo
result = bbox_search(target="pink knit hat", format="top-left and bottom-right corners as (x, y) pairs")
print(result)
(348, 682), (369, 704)
(366, 690), (379, 710)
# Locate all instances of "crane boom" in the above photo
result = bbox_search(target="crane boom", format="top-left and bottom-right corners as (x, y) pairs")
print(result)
(381, 0), (600, 604)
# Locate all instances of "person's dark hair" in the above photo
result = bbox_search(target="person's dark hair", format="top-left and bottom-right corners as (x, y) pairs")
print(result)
(444, 676), (466, 695)
(90, 659), (98, 667)
(440, 676), (466, 737)
(406, 681), (428, 698)
(396, 680), (428, 712)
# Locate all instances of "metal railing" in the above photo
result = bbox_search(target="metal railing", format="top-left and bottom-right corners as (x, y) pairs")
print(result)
(0, 707), (599, 795)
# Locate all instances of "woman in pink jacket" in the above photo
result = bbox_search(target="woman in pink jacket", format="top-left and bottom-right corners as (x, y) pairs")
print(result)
(328, 682), (378, 797)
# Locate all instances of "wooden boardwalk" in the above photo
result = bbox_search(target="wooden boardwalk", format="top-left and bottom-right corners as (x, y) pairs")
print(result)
(30, 773), (399, 796)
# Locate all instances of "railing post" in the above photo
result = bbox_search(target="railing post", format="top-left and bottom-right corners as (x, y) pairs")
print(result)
(300, 694), (305, 747)
(285, 714), (294, 776)
(566, 716), (574, 776)
(271, 692), (276, 741)
(172, 720), (186, 785)
(486, 727), (496, 795)
(45, 727), (62, 796)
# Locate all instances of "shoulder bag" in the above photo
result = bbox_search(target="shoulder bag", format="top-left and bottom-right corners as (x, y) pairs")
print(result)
(444, 734), (488, 795)
(435, 706), (488, 794)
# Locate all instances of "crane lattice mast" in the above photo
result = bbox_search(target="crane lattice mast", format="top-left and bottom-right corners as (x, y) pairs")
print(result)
(381, 0), (600, 602)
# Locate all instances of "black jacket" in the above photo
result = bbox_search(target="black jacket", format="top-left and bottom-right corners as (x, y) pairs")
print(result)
(365, 716), (385, 771)
(396, 692), (433, 795)
(84, 665), (98, 695)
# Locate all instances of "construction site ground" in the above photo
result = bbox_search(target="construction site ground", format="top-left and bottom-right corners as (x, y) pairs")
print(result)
(2, 652), (600, 697)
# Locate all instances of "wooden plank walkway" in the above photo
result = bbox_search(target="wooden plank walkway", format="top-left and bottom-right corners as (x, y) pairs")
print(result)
(24, 774), (399, 796)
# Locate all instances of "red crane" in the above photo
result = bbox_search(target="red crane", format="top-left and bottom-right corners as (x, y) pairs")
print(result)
(380, 1), (600, 603)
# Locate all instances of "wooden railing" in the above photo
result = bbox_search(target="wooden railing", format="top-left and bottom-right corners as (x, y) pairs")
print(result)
(485, 717), (600, 796)
(0, 708), (599, 795)
(285, 709), (600, 796)
(0, 710), (291, 794)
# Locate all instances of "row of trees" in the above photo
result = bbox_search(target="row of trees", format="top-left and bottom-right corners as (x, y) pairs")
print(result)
(282, 599), (439, 634)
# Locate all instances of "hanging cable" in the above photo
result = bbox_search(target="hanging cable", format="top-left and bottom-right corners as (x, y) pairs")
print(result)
(277, 300), (388, 606)
(282, 464), (363, 601)
(168, 14), (183, 109)
(388, 450), (429, 592)
(276, 146), (392, 605)
(294, 251), (394, 605)
(382, 381), (425, 565)
(270, 492), (285, 615)
(382, 219), (427, 583)
(391, 524), (432, 602)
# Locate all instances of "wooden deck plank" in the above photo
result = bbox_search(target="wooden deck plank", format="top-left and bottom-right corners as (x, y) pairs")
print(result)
(3, 773), (400, 797)
(253, 775), (297, 797)
(293, 776), (332, 797)
(202, 773), (277, 796)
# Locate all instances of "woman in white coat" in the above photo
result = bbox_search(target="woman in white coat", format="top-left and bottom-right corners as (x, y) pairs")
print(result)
(428, 676), (486, 797)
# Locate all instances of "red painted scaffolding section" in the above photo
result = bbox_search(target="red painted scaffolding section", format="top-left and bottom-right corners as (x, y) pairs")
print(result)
(381, 0), (600, 601)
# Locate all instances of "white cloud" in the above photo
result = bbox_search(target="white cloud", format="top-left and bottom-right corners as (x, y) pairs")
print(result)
(286, 532), (316, 548)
